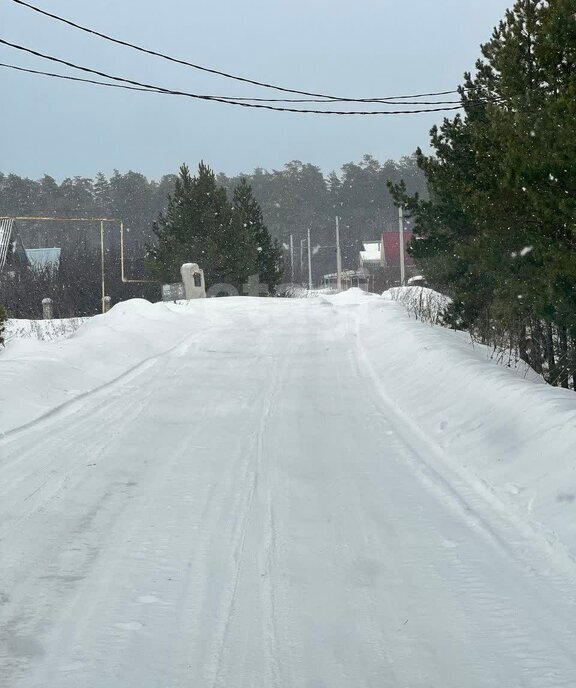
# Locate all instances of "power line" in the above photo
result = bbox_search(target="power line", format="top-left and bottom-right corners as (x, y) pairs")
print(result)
(0, 62), (476, 108)
(7, 0), (463, 104)
(0, 40), (468, 115)
(0, 62), (167, 94)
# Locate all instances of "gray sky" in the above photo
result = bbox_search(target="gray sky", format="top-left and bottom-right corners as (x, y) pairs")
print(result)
(2, 0), (512, 181)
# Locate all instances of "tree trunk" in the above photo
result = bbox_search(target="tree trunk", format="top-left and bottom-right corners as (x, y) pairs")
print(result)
(545, 322), (555, 372)
(569, 337), (576, 392)
(559, 326), (569, 389)
(531, 319), (544, 375)
(518, 323), (529, 365)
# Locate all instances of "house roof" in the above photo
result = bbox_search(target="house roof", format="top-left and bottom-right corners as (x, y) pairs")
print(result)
(381, 231), (414, 266)
(360, 241), (382, 264)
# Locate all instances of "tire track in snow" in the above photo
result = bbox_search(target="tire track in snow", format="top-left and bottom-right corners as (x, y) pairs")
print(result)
(352, 314), (571, 578)
(209, 351), (285, 688)
(0, 382), (158, 521)
(2, 326), (269, 687)
(0, 325), (215, 445)
(0, 385), (163, 683)
(350, 311), (576, 680)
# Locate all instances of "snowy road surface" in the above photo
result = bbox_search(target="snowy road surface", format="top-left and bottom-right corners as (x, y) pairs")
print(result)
(2, 294), (576, 687)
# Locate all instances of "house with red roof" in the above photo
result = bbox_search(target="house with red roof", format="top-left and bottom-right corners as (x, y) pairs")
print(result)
(359, 231), (417, 290)
(381, 230), (414, 268)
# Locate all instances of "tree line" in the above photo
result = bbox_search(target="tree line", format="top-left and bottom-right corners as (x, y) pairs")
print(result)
(217, 155), (426, 280)
(391, 0), (576, 389)
(0, 155), (426, 317)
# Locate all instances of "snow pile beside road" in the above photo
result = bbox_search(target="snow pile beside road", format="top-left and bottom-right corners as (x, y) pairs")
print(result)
(5, 317), (88, 344)
(0, 299), (218, 435)
(384, 285), (538, 380)
(354, 295), (576, 560)
(319, 286), (378, 307)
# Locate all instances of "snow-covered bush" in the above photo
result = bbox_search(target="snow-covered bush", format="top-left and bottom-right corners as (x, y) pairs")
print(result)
(4, 317), (87, 345)
(384, 286), (451, 326)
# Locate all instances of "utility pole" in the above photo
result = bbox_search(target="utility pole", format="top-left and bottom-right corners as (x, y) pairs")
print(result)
(289, 234), (294, 282)
(100, 220), (106, 313)
(398, 205), (406, 286)
(300, 238), (306, 280)
(335, 216), (342, 291)
(307, 226), (313, 291)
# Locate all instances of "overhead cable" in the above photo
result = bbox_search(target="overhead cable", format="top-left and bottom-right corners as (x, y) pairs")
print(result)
(8, 0), (463, 103)
(0, 61), (484, 108)
(0, 40), (469, 115)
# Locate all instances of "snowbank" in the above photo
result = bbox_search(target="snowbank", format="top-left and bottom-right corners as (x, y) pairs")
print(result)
(321, 286), (379, 305)
(0, 299), (219, 436)
(384, 285), (539, 381)
(355, 295), (576, 562)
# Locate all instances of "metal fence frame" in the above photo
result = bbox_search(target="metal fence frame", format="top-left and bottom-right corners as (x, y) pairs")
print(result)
(0, 215), (155, 313)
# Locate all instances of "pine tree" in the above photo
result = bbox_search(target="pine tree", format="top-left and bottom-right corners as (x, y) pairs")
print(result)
(390, 0), (576, 364)
(93, 173), (110, 216)
(232, 178), (283, 293)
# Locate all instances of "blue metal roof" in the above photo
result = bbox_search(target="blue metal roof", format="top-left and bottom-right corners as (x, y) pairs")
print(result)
(25, 248), (61, 271)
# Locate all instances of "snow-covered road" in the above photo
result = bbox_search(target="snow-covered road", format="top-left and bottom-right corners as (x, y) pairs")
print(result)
(2, 295), (576, 687)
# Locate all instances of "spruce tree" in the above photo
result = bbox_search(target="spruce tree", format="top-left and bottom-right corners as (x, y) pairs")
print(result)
(232, 178), (283, 293)
(390, 0), (576, 367)
(147, 162), (233, 284)
(148, 163), (268, 292)
(93, 172), (110, 216)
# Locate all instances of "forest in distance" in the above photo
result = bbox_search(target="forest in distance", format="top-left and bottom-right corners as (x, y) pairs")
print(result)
(0, 153), (426, 284)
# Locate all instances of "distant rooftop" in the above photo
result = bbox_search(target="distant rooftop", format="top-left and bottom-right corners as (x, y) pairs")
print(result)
(360, 241), (382, 265)
(381, 232), (414, 266)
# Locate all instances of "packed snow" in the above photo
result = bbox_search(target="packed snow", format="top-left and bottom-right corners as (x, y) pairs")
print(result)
(1, 291), (576, 687)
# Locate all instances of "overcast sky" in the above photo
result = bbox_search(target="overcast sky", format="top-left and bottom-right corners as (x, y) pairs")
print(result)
(1, 0), (512, 181)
